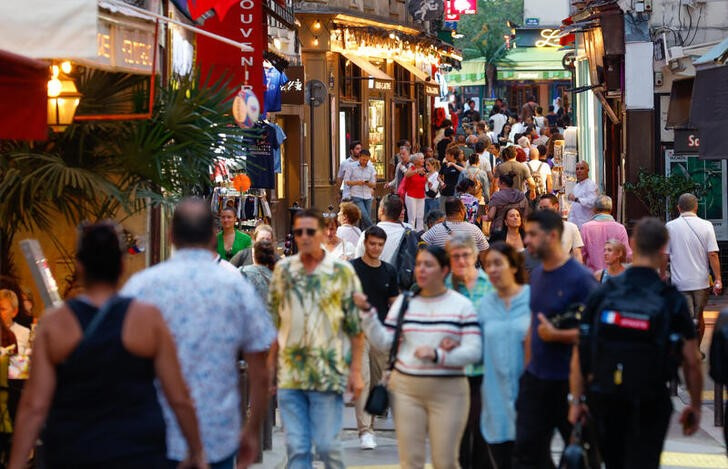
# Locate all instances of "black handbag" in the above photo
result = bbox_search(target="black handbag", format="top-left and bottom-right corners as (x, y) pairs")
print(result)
(364, 291), (413, 416)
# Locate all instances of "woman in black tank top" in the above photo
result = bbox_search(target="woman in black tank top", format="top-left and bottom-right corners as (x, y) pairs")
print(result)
(8, 223), (207, 469)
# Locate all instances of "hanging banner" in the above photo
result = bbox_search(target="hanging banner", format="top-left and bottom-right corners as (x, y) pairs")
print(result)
(448, 0), (477, 15)
(196, 0), (266, 115)
(408, 0), (444, 22)
(444, 1), (460, 21)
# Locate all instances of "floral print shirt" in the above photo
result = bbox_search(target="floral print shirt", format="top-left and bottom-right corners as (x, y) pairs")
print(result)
(121, 249), (276, 462)
(269, 251), (363, 393)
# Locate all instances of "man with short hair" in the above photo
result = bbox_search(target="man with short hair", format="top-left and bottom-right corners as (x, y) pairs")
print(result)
(269, 209), (366, 468)
(390, 146), (412, 191)
(521, 95), (538, 122)
(344, 149), (377, 229)
(437, 128), (455, 162)
(513, 210), (597, 469)
(350, 226), (400, 450)
(666, 193), (723, 346)
(463, 98), (478, 123)
(425, 209), (446, 229)
(570, 217), (702, 468)
(580, 195), (632, 272)
(538, 194), (584, 263)
(494, 146), (535, 200)
(354, 194), (411, 264)
(421, 197), (489, 266)
(526, 146), (552, 196)
(122, 198), (275, 468)
(474, 140), (495, 182)
(337, 141), (363, 200)
(567, 161), (599, 228)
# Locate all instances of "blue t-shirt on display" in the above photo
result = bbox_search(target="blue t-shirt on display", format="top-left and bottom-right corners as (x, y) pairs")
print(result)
(527, 257), (598, 381)
(264, 67), (288, 114)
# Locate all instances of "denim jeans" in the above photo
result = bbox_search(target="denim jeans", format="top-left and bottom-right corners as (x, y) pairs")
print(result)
(425, 198), (440, 220)
(167, 451), (235, 469)
(278, 389), (345, 469)
(351, 197), (373, 229)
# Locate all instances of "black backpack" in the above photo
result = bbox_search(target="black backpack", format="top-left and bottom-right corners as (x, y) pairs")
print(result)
(580, 276), (679, 399)
(710, 311), (728, 384)
(393, 224), (422, 291)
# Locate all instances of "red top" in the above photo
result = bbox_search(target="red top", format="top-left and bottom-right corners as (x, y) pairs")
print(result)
(404, 172), (427, 199)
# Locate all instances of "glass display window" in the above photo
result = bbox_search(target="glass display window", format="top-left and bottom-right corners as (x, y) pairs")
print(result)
(368, 98), (386, 179)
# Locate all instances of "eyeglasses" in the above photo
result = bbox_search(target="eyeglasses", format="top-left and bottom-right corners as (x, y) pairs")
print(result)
(293, 228), (317, 237)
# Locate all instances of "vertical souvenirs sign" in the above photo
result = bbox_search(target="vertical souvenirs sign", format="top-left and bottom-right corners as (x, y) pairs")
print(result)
(196, 0), (267, 116)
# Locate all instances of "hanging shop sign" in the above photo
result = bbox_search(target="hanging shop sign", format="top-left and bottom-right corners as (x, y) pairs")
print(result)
(674, 129), (701, 154)
(515, 28), (566, 48)
(424, 82), (440, 96)
(96, 18), (156, 74)
(281, 65), (304, 105)
(408, 0), (444, 22)
(196, 0), (266, 114)
(444, 1), (460, 21)
(448, 0), (477, 15)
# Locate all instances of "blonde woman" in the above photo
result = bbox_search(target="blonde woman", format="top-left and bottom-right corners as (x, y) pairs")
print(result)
(425, 158), (441, 218)
(593, 239), (627, 284)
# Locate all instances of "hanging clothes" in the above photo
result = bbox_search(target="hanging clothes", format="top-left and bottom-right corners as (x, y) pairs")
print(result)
(269, 122), (287, 174)
(264, 66), (288, 114)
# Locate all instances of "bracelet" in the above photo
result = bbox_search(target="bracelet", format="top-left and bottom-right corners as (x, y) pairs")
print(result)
(567, 393), (585, 405)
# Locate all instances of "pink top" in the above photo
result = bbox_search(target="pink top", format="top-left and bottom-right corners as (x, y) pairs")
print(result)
(580, 216), (632, 272)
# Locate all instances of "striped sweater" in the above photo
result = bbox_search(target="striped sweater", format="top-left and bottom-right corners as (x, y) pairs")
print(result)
(362, 290), (482, 377)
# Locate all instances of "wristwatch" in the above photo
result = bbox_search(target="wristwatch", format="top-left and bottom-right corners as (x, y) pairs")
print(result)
(567, 393), (585, 406)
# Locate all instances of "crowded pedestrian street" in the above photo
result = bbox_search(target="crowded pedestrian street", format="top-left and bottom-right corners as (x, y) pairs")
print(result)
(3, 0), (728, 468)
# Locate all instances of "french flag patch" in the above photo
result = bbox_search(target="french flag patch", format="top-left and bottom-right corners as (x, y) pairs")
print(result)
(601, 310), (650, 331)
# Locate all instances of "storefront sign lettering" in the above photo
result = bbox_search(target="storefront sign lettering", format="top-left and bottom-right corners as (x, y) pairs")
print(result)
(93, 19), (155, 73)
(373, 81), (392, 91)
(535, 29), (564, 48)
(425, 83), (440, 96)
(675, 129), (701, 154)
(281, 66), (304, 105)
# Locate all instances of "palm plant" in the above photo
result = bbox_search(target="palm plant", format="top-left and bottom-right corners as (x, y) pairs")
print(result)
(0, 67), (257, 279)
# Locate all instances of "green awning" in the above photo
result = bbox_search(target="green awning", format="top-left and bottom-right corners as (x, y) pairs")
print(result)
(446, 47), (572, 86)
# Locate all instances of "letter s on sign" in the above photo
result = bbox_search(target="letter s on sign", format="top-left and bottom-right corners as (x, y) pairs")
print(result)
(688, 134), (700, 147)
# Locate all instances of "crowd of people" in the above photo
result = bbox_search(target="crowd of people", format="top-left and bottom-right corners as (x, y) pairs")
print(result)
(0, 95), (724, 469)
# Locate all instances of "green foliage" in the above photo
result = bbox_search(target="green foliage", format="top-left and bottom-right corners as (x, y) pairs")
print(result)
(624, 169), (706, 220)
(0, 69), (256, 277)
(452, 0), (524, 63)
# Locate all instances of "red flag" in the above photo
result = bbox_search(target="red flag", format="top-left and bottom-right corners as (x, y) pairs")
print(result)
(187, 0), (238, 21)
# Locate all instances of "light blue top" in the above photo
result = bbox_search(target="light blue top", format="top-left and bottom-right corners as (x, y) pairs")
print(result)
(478, 285), (531, 443)
(121, 249), (276, 462)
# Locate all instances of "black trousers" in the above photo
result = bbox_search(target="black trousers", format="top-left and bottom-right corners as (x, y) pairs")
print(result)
(513, 371), (571, 469)
(459, 375), (491, 469)
(589, 391), (672, 469)
(487, 441), (514, 469)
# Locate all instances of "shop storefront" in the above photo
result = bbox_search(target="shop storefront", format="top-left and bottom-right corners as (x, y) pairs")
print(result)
(298, 14), (457, 205)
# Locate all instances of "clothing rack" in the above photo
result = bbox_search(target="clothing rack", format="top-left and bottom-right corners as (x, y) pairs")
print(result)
(210, 186), (272, 229)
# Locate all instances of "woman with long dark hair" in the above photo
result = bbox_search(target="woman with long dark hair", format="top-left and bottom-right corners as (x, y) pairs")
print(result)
(217, 206), (252, 262)
(360, 245), (482, 468)
(9, 222), (206, 469)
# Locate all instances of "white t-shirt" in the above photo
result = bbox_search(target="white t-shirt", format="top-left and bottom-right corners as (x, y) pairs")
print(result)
(337, 225), (361, 247)
(666, 213), (720, 291)
(354, 221), (410, 264)
(526, 160), (551, 193)
(426, 172), (441, 199)
(490, 113), (508, 135)
(561, 221), (584, 255)
(324, 240), (356, 261)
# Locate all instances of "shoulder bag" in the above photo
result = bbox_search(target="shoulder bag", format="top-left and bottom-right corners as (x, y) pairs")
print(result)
(364, 291), (413, 416)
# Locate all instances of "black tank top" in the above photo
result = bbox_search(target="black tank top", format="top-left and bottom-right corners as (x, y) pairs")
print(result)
(42, 297), (166, 466)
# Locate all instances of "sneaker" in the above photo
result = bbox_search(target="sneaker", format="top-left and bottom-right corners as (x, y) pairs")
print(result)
(360, 432), (377, 450)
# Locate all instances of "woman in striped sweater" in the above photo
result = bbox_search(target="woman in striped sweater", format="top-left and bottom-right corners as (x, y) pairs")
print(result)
(360, 245), (482, 469)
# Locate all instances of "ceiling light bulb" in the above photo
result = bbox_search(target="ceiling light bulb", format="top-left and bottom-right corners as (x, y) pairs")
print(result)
(313, 20), (321, 30)
(313, 36), (319, 46)
(47, 78), (62, 97)
(60, 61), (72, 74)
(51, 65), (60, 78)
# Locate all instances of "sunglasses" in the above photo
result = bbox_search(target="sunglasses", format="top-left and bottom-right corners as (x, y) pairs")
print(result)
(293, 228), (317, 237)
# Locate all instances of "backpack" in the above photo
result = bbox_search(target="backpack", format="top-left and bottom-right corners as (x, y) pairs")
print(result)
(393, 224), (422, 290)
(579, 276), (681, 399)
(710, 311), (728, 384)
(528, 161), (547, 196)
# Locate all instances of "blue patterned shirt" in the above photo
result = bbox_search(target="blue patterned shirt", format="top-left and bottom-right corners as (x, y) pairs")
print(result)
(121, 249), (276, 462)
(446, 269), (493, 376)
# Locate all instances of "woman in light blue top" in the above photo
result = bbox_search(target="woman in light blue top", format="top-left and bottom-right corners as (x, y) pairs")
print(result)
(479, 241), (531, 468)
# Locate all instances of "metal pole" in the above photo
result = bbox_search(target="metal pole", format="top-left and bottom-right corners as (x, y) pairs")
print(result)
(309, 98), (315, 208)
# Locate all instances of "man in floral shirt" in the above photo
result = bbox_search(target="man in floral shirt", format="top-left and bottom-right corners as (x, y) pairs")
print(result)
(269, 208), (366, 469)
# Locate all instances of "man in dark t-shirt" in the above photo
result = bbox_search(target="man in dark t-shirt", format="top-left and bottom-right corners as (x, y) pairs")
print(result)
(494, 145), (535, 199)
(569, 218), (701, 469)
(513, 210), (598, 468)
(440, 147), (463, 197)
(350, 226), (399, 450)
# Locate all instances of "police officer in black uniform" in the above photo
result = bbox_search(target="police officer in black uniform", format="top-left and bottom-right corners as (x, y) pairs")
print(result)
(568, 217), (703, 468)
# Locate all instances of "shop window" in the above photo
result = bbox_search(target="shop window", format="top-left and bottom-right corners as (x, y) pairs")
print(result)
(368, 98), (386, 179)
(339, 56), (361, 101)
(339, 105), (361, 164)
(394, 63), (413, 99)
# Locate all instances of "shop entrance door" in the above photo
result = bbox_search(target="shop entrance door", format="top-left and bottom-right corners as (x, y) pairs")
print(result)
(339, 103), (361, 165)
(393, 100), (413, 151)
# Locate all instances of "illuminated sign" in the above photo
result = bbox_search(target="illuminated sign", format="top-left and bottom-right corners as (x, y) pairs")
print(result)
(95, 18), (155, 73)
(449, 0), (477, 15)
(535, 29), (565, 48)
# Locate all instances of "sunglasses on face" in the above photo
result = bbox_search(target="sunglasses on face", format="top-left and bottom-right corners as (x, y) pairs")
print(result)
(293, 228), (317, 237)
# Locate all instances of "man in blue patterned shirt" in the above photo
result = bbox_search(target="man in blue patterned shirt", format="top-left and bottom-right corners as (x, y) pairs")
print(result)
(122, 199), (276, 468)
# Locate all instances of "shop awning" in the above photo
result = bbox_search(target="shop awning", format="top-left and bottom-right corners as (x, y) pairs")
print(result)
(690, 64), (728, 159)
(498, 47), (573, 71)
(393, 58), (430, 82)
(0, 50), (47, 140)
(693, 36), (728, 66)
(340, 53), (393, 82)
(447, 48), (572, 86)
(446, 59), (485, 87)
